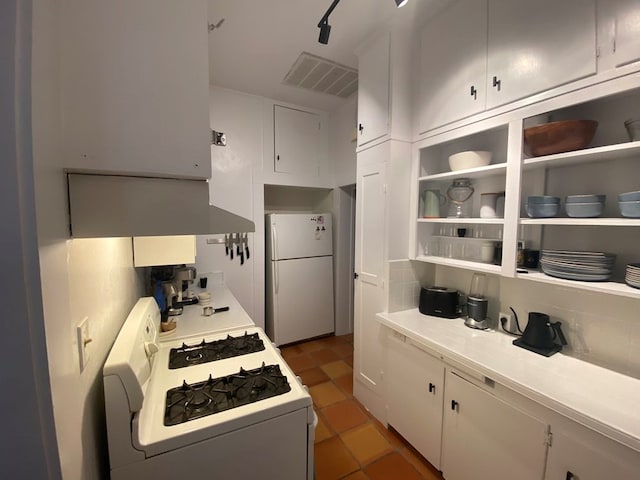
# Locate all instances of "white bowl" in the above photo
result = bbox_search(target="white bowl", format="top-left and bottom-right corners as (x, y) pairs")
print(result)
(448, 151), (492, 171)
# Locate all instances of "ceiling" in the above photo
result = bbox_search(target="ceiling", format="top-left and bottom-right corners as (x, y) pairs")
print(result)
(207, 0), (443, 112)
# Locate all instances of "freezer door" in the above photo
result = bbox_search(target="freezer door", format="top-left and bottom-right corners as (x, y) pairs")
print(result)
(271, 256), (334, 346)
(267, 213), (332, 260)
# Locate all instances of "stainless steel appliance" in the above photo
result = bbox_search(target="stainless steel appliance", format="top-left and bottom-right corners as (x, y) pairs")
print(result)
(464, 273), (489, 330)
(103, 295), (315, 480)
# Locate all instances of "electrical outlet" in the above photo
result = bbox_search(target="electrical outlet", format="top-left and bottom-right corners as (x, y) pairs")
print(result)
(499, 311), (514, 333)
(77, 316), (92, 371)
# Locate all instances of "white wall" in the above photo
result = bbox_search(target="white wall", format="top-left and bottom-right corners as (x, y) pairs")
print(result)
(32, 1), (144, 478)
(198, 85), (358, 335)
(196, 86), (262, 323)
(1, 0), (61, 477)
(432, 266), (640, 379)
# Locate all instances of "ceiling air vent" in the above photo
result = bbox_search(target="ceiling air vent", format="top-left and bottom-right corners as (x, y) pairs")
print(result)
(283, 52), (358, 98)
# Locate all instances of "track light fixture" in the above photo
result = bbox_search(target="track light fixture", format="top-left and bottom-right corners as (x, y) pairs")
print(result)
(318, 0), (409, 45)
(317, 0), (341, 45)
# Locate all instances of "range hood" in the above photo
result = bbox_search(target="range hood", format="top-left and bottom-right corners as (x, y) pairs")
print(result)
(67, 173), (255, 238)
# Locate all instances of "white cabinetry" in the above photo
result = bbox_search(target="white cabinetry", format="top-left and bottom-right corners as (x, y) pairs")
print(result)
(386, 331), (444, 469)
(412, 72), (640, 300)
(274, 105), (321, 176)
(418, 0), (596, 134)
(545, 419), (640, 480)
(611, 0), (640, 68)
(418, 0), (487, 132)
(357, 32), (390, 147)
(485, 0), (596, 109)
(59, 0), (211, 179)
(442, 370), (548, 480)
(356, 29), (412, 149)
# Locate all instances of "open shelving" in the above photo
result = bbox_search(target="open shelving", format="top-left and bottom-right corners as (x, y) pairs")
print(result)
(410, 80), (640, 300)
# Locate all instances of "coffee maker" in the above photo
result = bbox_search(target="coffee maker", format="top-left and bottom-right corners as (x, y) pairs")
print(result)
(152, 265), (198, 317)
(464, 273), (489, 330)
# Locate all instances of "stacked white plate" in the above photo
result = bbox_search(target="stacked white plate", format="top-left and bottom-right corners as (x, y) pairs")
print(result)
(625, 263), (640, 289)
(540, 250), (616, 281)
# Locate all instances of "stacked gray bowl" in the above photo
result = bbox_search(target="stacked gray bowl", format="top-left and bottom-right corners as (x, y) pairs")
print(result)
(526, 196), (560, 218)
(565, 194), (605, 218)
(619, 191), (640, 218)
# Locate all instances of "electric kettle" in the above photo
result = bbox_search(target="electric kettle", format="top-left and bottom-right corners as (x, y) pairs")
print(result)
(513, 312), (567, 357)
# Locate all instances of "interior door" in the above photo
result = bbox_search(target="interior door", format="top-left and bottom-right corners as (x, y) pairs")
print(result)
(354, 145), (386, 390)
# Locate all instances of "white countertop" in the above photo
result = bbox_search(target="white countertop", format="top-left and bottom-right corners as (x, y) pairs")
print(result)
(377, 309), (640, 452)
(159, 283), (254, 342)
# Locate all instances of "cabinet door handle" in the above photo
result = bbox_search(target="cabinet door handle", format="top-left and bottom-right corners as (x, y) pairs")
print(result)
(276, 154), (280, 161)
(492, 76), (501, 91)
(470, 85), (477, 99)
(358, 123), (364, 133)
(428, 383), (436, 394)
(451, 400), (459, 412)
(565, 472), (574, 480)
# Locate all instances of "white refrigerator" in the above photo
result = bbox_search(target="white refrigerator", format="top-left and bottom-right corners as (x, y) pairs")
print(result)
(265, 213), (334, 346)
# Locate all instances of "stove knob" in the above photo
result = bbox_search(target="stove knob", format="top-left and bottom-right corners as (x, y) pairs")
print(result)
(144, 342), (159, 357)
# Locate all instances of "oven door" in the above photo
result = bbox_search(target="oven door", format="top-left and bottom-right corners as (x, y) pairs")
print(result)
(113, 407), (312, 480)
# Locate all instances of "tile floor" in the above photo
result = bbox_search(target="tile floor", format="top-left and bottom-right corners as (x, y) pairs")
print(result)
(281, 334), (444, 480)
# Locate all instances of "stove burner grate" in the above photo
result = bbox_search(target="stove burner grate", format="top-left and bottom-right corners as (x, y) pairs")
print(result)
(164, 363), (291, 426)
(168, 332), (265, 369)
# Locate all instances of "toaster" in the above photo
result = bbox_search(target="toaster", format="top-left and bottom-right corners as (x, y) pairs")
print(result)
(419, 287), (460, 318)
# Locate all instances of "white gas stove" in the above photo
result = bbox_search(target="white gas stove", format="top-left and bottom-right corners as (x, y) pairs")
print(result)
(104, 295), (315, 480)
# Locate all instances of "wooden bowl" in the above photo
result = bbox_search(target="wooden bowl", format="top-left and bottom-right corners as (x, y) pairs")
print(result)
(524, 120), (598, 157)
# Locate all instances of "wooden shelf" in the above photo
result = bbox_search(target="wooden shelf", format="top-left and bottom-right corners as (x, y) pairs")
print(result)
(418, 218), (505, 224)
(415, 255), (502, 274)
(519, 217), (640, 226)
(522, 141), (640, 170)
(418, 163), (507, 182)
(516, 271), (640, 300)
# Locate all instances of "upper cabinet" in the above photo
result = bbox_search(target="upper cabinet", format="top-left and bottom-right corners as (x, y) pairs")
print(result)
(59, 0), (211, 179)
(262, 102), (330, 188)
(274, 106), (321, 176)
(611, 0), (640, 67)
(485, 0), (596, 109)
(357, 33), (390, 147)
(357, 29), (412, 149)
(418, 0), (597, 134)
(418, 0), (488, 133)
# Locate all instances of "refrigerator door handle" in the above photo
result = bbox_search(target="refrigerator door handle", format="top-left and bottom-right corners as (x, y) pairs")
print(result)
(272, 224), (279, 293)
(272, 224), (278, 261)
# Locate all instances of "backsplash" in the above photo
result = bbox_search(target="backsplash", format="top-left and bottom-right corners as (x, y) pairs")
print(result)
(388, 260), (435, 313)
(391, 262), (640, 380)
(500, 277), (640, 380)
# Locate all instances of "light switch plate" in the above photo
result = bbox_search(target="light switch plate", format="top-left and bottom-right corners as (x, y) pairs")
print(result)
(77, 316), (91, 371)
